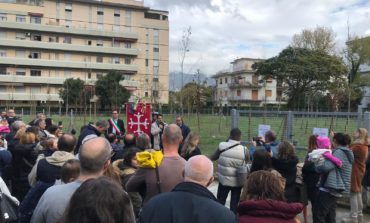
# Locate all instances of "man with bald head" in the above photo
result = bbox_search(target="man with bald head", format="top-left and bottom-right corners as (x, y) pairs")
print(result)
(127, 124), (186, 204)
(31, 137), (112, 223)
(139, 155), (236, 223)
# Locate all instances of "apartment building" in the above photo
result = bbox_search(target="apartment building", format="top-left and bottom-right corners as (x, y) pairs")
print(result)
(0, 0), (169, 109)
(212, 58), (285, 107)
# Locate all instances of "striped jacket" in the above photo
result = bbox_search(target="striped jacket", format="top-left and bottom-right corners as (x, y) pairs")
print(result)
(316, 146), (354, 195)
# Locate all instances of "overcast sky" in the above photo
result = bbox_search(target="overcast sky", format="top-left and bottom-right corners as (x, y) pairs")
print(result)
(144, 0), (370, 76)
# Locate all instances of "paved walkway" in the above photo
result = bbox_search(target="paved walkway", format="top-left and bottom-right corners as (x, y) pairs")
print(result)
(208, 181), (370, 223)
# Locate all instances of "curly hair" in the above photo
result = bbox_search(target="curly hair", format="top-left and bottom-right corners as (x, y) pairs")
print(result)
(240, 170), (285, 201)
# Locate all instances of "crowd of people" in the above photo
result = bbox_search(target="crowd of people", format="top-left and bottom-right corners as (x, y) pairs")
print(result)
(0, 108), (368, 223)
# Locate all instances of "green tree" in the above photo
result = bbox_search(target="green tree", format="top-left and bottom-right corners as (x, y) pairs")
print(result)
(59, 78), (85, 114)
(252, 47), (348, 109)
(95, 71), (130, 110)
(345, 36), (370, 84)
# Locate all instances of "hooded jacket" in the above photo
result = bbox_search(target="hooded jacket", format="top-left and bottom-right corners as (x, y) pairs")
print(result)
(316, 146), (354, 194)
(139, 182), (236, 223)
(28, 151), (76, 186)
(238, 199), (303, 223)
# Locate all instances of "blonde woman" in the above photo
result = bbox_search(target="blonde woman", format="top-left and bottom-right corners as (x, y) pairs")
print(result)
(180, 132), (201, 161)
(348, 128), (368, 220)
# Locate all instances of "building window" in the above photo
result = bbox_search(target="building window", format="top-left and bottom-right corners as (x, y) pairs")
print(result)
(16, 68), (26, 76)
(266, 78), (273, 83)
(113, 57), (120, 64)
(15, 86), (25, 93)
(124, 57), (131, 65)
(0, 66), (6, 74)
(124, 42), (131, 48)
(125, 9), (131, 31)
(0, 50), (6, 57)
(49, 36), (58, 42)
(265, 90), (272, 97)
(30, 16), (41, 24)
(64, 70), (71, 78)
(30, 70), (41, 76)
(96, 40), (103, 46)
(16, 32), (27, 40)
(65, 3), (72, 11)
(0, 31), (5, 39)
(114, 9), (120, 17)
(96, 56), (103, 63)
(145, 92), (148, 97)
(162, 15), (168, 21)
(63, 36), (72, 44)
(153, 60), (159, 77)
(144, 12), (160, 20)
(153, 47), (159, 52)
(0, 86), (6, 92)
(16, 15), (26, 23)
(225, 77), (228, 84)
(31, 34), (42, 41)
(29, 52), (41, 59)
(219, 78), (222, 84)
(112, 40), (120, 47)
(15, 50), (25, 58)
(87, 72), (91, 79)
(153, 29), (159, 43)
(145, 59), (149, 67)
(97, 23), (103, 30)
(96, 73), (103, 79)
(152, 90), (159, 97)
(31, 86), (41, 93)
(237, 90), (241, 97)
(87, 40), (92, 45)
(0, 14), (7, 21)
(215, 80), (218, 85)
(97, 6), (104, 15)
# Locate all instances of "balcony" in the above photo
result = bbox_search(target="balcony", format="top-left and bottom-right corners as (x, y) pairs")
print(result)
(0, 92), (62, 102)
(0, 39), (139, 56)
(0, 21), (138, 40)
(0, 74), (66, 85)
(228, 81), (262, 89)
(0, 74), (141, 88)
(0, 57), (138, 72)
(228, 96), (262, 103)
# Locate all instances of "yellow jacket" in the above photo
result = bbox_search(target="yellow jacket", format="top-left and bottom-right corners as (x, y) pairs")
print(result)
(136, 150), (163, 168)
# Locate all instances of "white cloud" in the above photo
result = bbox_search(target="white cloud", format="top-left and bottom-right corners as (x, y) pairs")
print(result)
(145, 0), (370, 75)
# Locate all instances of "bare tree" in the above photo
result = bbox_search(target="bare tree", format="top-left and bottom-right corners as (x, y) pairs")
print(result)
(291, 26), (336, 54)
(178, 26), (192, 115)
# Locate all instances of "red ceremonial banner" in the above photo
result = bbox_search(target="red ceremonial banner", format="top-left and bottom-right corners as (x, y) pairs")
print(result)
(126, 103), (151, 137)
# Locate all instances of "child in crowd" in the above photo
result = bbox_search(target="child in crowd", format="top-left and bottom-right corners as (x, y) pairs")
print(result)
(60, 159), (80, 184)
(308, 136), (343, 168)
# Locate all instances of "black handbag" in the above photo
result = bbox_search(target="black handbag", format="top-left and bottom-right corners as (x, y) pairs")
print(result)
(0, 191), (18, 223)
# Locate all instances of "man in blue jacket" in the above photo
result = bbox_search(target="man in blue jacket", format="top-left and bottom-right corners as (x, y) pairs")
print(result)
(139, 155), (236, 223)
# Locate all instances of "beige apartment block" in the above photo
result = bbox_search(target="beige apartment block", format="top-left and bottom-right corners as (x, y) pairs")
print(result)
(0, 0), (169, 109)
(212, 58), (286, 107)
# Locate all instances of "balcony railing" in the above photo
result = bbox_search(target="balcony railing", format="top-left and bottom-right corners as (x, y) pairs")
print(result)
(227, 96), (262, 103)
(0, 92), (62, 102)
(0, 39), (139, 56)
(0, 57), (138, 72)
(228, 81), (262, 89)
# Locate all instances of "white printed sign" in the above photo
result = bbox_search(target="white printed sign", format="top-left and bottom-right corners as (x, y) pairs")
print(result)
(258, 124), (271, 137)
(313, 128), (329, 137)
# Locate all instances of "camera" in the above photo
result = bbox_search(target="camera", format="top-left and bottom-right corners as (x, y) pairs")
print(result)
(252, 137), (265, 146)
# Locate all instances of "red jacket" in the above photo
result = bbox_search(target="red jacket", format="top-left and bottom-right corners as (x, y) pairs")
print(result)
(238, 199), (303, 223)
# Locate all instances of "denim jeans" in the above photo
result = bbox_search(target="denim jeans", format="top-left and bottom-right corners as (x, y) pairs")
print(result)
(313, 190), (337, 223)
(216, 183), (242, 214)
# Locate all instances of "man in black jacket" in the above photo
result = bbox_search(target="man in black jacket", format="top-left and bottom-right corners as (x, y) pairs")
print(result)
(107, 110), (125, 139)
(75, 120), (109, 154)
(139, 155), (236, 223)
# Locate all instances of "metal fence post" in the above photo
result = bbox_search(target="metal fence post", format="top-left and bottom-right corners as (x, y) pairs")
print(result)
(231, 109), (239, 129)
(364, 112), (370, 132)
(357, 105), (363, 128)
(287, 111), (293, 142)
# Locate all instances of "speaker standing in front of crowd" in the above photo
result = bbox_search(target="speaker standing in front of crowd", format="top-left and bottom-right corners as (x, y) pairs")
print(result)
(107, 110), (125, 139)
